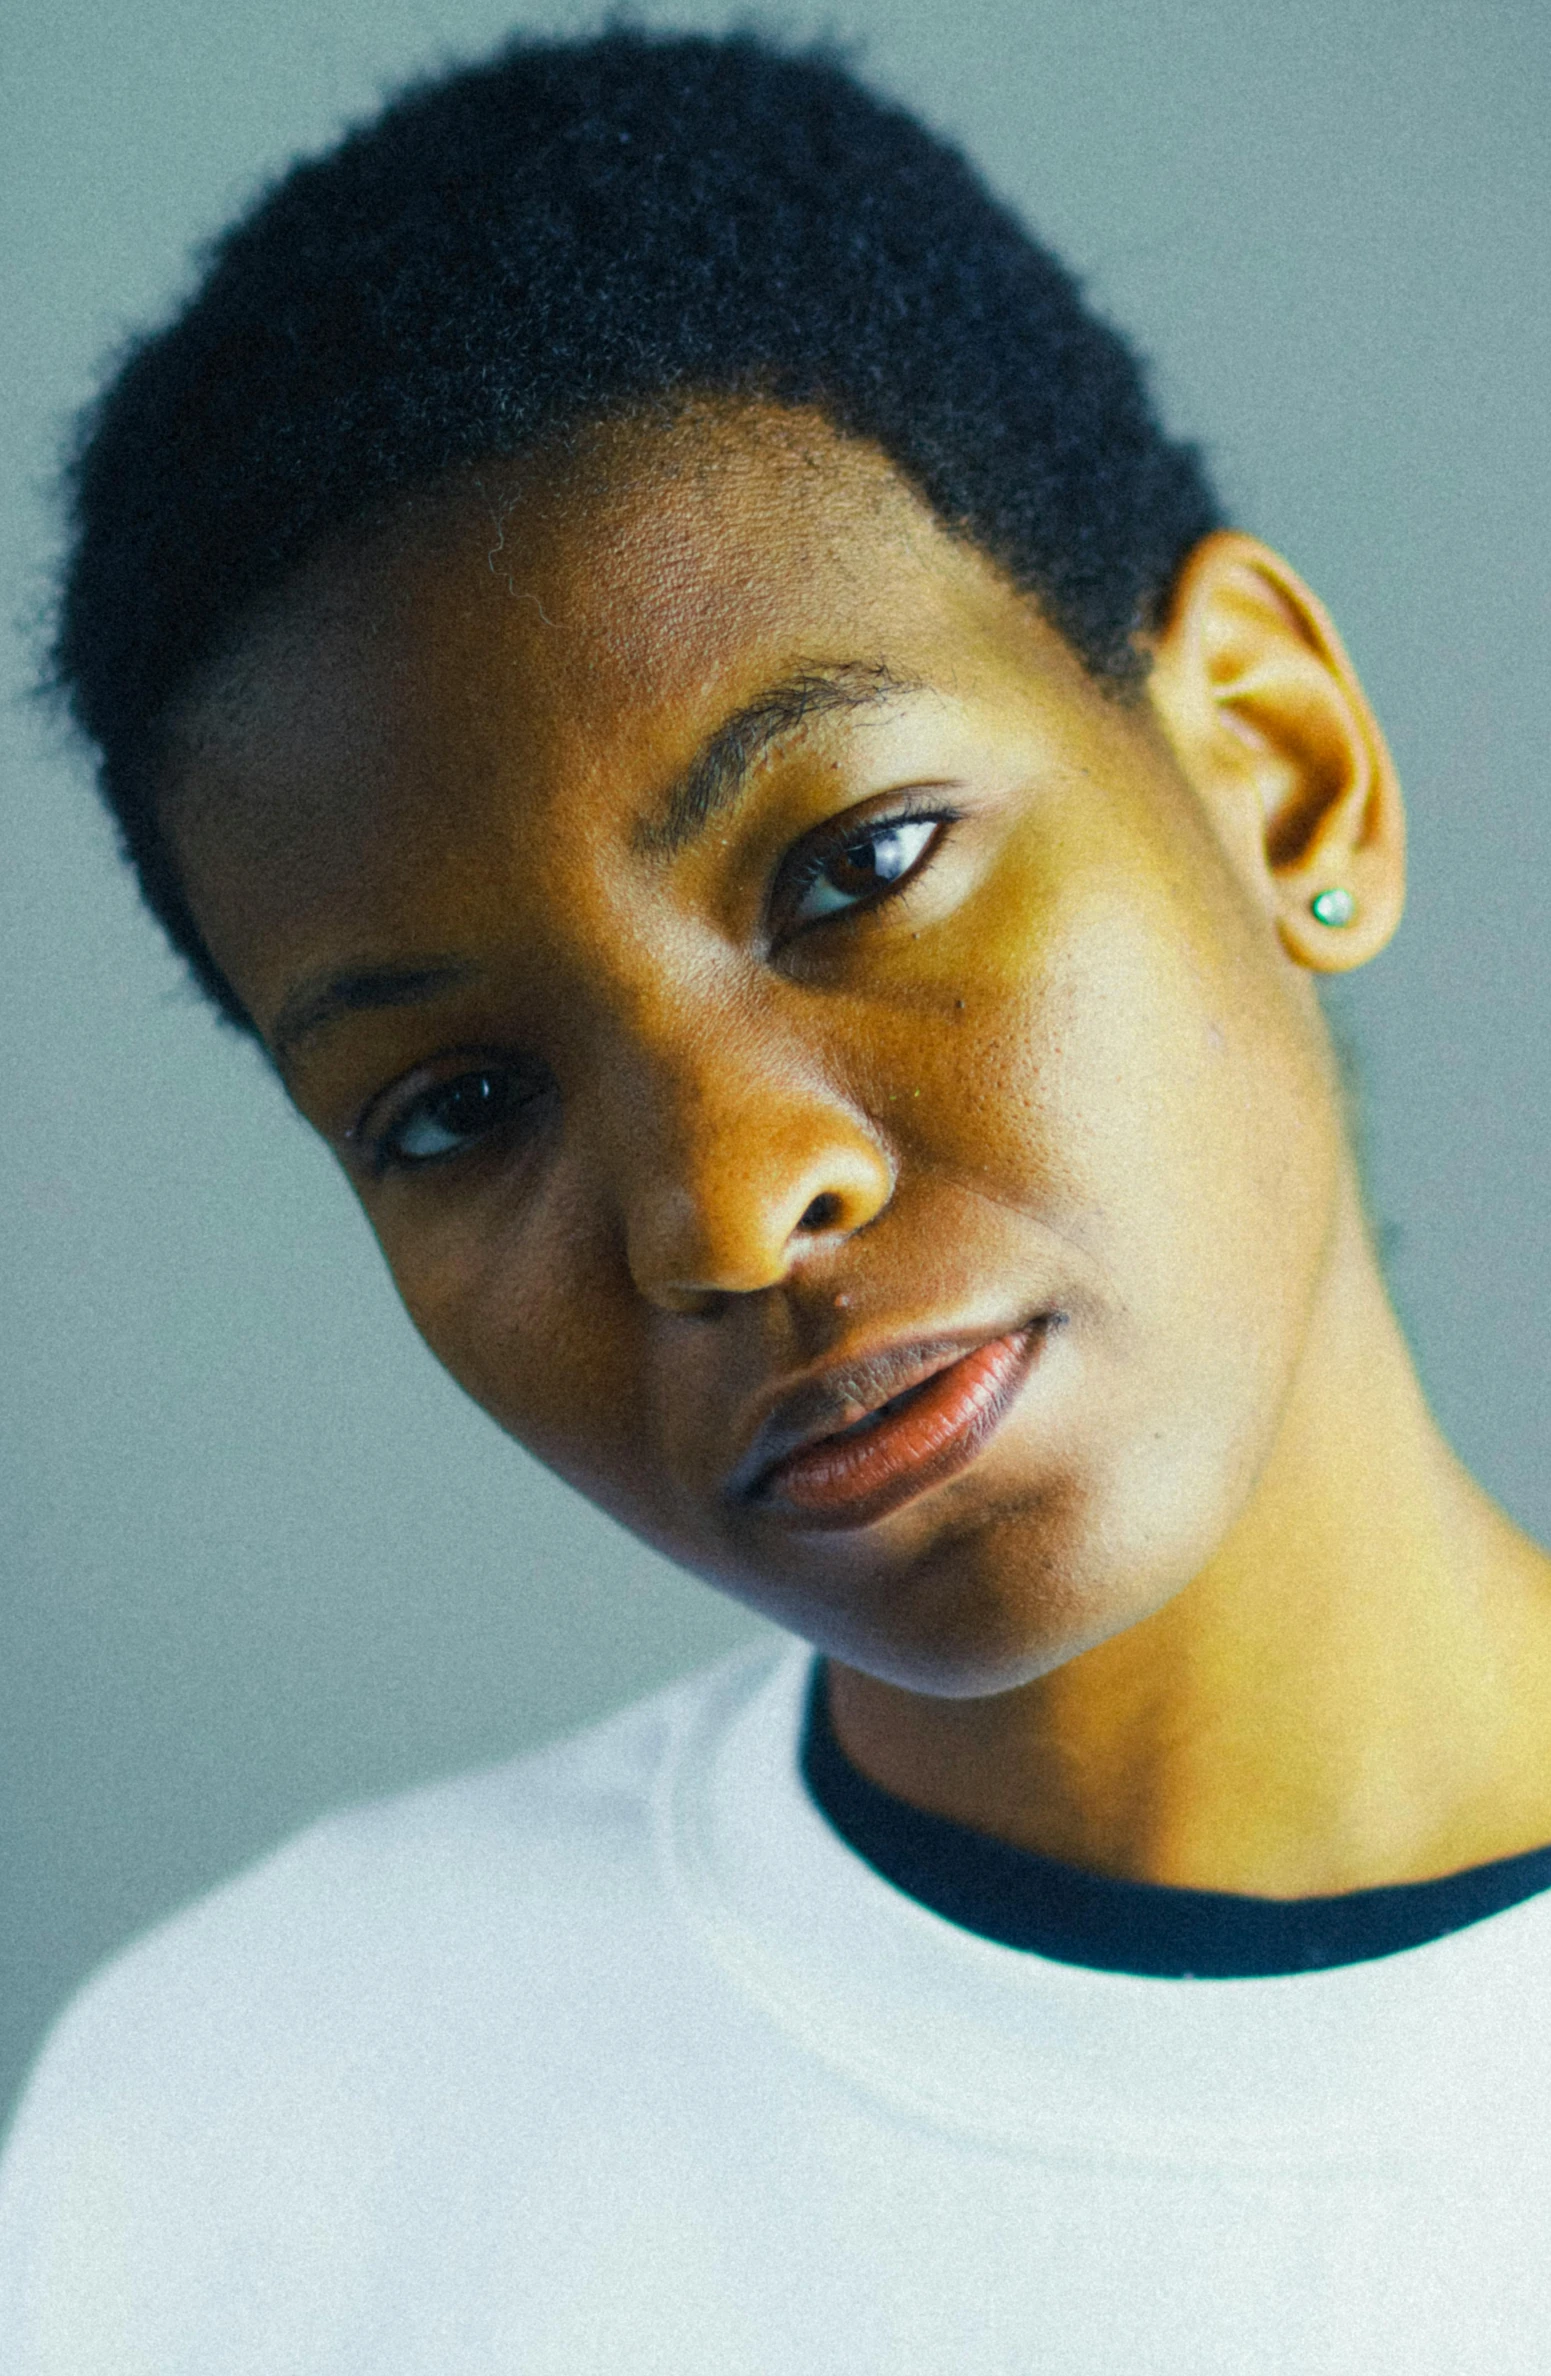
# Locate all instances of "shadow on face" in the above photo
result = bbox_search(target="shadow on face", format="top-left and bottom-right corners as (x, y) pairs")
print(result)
(161, 400), (1381, 1696)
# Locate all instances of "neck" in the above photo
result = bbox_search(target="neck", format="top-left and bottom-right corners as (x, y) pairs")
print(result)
(827, 1188), (1551, 1897)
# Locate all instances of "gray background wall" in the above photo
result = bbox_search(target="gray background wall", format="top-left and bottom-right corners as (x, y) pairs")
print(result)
(3, 0), (1547, 2131)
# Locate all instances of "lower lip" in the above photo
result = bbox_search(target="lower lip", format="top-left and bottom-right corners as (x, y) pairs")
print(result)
(752, 1327), (1044, 1531)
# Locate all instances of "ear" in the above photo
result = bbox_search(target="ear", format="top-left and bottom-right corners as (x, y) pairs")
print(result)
(1145, 531), (1405, 973)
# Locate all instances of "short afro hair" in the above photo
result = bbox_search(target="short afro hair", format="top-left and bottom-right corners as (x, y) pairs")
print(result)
(52, 26), (1222, 1036)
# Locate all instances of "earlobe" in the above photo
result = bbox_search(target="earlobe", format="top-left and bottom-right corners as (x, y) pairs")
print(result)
(1146, 530), (1405, 975)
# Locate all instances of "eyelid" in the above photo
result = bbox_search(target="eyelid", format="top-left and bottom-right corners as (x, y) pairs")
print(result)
(767, 787), (963, 942)
(349, 1050), (537, 1179)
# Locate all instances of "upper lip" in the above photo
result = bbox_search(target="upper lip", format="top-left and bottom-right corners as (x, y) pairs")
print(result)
(725, 1320), (1041, 1505)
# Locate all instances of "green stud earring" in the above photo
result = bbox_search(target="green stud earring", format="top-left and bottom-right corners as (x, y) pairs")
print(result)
(1310, 886), (1356, 928)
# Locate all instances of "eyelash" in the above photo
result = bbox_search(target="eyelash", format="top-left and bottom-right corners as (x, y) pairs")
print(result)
(361, 801), (959, 1175)
(772, 800), (959, 940)
(359, 1062), (550, 1179)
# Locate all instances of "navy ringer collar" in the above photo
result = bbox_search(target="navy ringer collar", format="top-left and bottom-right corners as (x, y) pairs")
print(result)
(800, 1658), (1551, 1979)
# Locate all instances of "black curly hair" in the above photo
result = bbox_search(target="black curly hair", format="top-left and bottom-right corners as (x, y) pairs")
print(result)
(51, 26), (1222, 1035)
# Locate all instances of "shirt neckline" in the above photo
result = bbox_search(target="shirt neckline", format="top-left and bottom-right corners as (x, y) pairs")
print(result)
(660, 1639), (1551, 2159)
(800, 1655), (1551, 1980)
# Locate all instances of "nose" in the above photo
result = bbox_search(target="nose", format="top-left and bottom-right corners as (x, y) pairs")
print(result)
(606, 1030), (894, 1315)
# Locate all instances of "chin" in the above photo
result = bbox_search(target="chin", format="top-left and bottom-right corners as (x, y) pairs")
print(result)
(759, 1478), (1209, 1699)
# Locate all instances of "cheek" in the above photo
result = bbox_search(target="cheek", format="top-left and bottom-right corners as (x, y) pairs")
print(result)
(371, 1186), (661, 1511)
(906, 859), (1336, 1382)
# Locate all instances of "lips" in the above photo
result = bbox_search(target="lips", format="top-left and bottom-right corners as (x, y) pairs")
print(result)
(728, 1322), (1050, 1531)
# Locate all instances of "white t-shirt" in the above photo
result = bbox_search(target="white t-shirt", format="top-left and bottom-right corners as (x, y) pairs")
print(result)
(3, 1637), (1550, 2373)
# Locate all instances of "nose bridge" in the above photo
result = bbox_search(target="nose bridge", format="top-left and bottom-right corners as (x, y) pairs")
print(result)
(591, 967), (893, 1309)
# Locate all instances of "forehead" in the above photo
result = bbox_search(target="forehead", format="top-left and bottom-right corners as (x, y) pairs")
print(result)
(162, 405), (1104, 1002)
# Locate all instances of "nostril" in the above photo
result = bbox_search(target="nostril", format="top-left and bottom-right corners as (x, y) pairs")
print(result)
(799, 1192), (843, 1234)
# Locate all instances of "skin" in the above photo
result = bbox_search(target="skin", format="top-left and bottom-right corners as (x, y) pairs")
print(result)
(164, 402), (1551, 1897)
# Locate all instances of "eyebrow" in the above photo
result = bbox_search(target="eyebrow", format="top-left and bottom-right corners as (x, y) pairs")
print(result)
(271, 960), (481, 1073)
(269, 659), (920, 1070)
(631, 659), (920, 855)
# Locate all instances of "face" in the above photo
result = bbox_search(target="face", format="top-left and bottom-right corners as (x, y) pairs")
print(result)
(165, 406), (1346, 1696)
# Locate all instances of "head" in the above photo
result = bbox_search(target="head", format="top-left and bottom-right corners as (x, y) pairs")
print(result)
(53, 32), (1404, 1696)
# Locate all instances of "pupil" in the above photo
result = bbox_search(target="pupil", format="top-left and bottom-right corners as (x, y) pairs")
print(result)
(838, 827), (900, 887)
(439, 1073), (502, 1131)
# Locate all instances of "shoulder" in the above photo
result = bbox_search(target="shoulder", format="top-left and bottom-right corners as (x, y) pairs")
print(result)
(0, 1638), (813, 2364)
(1, 1637), (792, 2176)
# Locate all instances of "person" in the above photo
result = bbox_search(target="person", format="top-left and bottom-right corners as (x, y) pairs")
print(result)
(4, 25), (1550, 2371)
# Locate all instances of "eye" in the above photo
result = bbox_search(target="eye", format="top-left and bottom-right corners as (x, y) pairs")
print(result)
(780, 812), (948, 933)
(365, 1064), (546, 1174)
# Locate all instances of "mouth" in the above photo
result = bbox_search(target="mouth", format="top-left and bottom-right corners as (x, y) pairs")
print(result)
(729, 1319), (1055, 1532)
